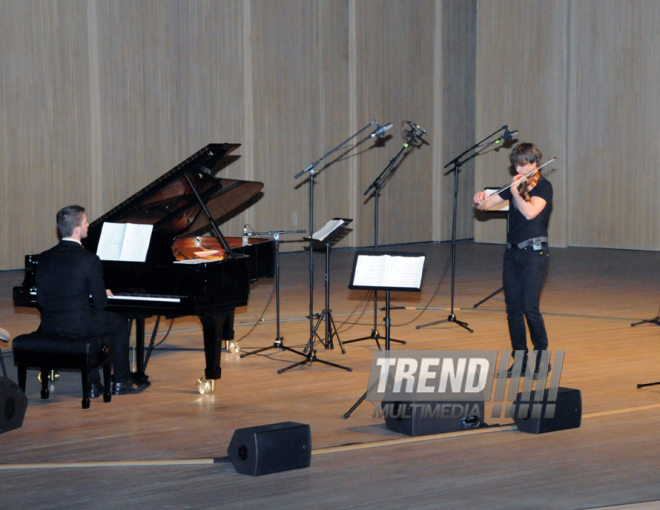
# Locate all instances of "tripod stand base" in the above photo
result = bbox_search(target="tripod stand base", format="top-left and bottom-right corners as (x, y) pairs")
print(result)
(343, 329), (406, 349)
(344, 390), (367, 419)
(240, 338), (300, 359)
(631, 317), (660, 327)
(277, 349), (352, 374)
(637, 381), (660, 388)
(473, 286), (504, 309)
(416, 312), (473, 333)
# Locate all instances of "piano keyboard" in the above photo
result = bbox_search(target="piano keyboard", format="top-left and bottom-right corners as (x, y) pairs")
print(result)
(26, 289), (182, 303)
(109, 294), (182, 303)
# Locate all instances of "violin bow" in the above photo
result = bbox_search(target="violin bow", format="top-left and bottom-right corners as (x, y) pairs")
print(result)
(478, 156), (557, 207)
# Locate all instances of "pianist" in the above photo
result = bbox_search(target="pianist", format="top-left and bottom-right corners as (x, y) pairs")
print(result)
(35, 205), (148, 396)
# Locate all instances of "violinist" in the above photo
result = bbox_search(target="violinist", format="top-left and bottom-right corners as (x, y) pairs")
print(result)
(473, 143), (552, 379)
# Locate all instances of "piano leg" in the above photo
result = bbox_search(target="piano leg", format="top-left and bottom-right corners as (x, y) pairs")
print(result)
(132, 318), (150, 384)
(198, 310), (235, 381)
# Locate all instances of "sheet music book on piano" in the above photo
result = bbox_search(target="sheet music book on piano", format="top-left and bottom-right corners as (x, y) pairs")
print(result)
(350, 253), (425, 291)
(96, 222), (154, 262)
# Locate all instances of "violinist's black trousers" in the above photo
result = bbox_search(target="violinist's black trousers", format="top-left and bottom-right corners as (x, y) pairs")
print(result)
(503, 244), (549, 355)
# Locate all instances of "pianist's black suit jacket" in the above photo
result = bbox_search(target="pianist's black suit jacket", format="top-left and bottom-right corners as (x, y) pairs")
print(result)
(35, 240), (111, 337)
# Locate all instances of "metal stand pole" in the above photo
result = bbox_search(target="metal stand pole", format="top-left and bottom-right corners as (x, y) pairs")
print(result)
(344, 291), (393, 418)
(279, 238), (351, 374)
(417, 161), (473, 333)
(241, 232), (305, 359)
(344, 186), (405, 348)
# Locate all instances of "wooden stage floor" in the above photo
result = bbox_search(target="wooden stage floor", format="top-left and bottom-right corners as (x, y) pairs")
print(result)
(1, 241), (659, 509)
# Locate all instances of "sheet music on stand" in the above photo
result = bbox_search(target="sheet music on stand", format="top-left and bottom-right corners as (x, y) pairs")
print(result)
(342, 251), (425, 419)
(349, 251), (425, 292)
(484, 187), (509, 212)
(310, 218), (352, 242)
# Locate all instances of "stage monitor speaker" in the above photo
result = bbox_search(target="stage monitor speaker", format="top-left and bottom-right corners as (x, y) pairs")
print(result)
(0, 377), (28, 434)
(227, 421), (311, 476)
(382, 399), (484, 437)
(514, 387), (581, 434)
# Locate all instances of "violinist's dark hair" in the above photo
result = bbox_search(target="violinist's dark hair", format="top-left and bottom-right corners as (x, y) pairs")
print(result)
(509, 143), (542, 167)
(56, 205), (85, 237)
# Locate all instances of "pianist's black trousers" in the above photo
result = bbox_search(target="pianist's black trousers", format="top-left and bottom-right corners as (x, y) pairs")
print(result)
(39, 309), (131, 384)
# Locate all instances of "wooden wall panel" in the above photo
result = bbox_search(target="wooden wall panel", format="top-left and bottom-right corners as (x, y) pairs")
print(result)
(248, 0), (352, 250)
(435, 0), (477, 242)
(568, 0), (660, 249)
(355, 0), (436, 248)
(92, 0), (245, 229)
(4, 1), (660, 271)
(474, 0), (568, 247)
(0, 0), (93, 265)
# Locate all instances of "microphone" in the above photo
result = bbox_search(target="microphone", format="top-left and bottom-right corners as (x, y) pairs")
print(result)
(502, 129), (518, 141)
(413, 123), (430, 136)
(370, 123), (393, 138)
(402, 120), (429, 140)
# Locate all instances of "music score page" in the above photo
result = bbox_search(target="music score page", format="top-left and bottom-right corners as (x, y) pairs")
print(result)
(352, 254), (424, 290)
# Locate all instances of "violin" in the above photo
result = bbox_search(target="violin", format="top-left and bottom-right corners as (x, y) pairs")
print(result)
(478, 156), (556, 208)
(517, 170), (541, 202)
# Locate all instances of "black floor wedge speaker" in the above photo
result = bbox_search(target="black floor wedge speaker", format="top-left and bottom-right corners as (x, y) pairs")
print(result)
(514, 387), (581, 434)
(227, 421), (311, 476)
(383, 400), (484, 437)
(0, 377), (28, 434)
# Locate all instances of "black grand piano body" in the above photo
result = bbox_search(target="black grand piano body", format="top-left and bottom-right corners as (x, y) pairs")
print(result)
(13, 143), (274, 383)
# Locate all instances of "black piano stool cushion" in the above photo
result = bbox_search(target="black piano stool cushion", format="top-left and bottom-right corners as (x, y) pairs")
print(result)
(12, 332), (114, 409)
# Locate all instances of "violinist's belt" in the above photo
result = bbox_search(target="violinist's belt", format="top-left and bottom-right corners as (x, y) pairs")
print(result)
(507, 237), (549, 250)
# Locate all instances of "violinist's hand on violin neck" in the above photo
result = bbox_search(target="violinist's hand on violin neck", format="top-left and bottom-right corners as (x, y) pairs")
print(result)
(474, 191), (488, 205)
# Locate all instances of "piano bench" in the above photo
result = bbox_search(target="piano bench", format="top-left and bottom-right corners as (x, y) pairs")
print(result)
(12, 332), (114, 409)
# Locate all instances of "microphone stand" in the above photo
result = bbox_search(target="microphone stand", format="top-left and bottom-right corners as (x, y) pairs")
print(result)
(293, 120), (378, 371)
(417, 125), (510, 332)
(343, 135), (418, 349)
(240, 229), (306, 360)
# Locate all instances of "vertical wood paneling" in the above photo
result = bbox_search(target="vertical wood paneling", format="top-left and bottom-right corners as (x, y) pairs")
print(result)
(307, 1), (352, 247)
(475, 0), (568, 246)
(355, 0), (436, 248)
(568, 0), (660, 249)
(8, 1), (658, 270)
(92, 0), (245, 226)
(0, 0), (92, 263)
(249, 1), (329, 247)
(436, 0), (477, 242)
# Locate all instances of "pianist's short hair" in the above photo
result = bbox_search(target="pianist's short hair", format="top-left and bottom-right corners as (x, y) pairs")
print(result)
(509, 143), (542, 167)
(56, 205), (86, 237)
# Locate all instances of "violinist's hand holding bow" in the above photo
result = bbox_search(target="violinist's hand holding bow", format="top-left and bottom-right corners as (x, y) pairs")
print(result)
(474, 190), (504, 211)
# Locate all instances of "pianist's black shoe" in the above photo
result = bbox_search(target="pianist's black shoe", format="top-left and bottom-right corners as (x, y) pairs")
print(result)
(89, 382), (106, 399)
(112, 378), (150, 395)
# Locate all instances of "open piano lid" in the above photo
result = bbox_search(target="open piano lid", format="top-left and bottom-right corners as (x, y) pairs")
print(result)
(85, 144), (263, 246)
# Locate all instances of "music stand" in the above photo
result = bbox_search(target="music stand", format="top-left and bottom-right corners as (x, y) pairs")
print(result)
(344, 134), (419, 349)
(278, 218), (353, 374)
(473, 189), (509, 309)
(240, 229), (306, 360)
(343, 251), (425, 418)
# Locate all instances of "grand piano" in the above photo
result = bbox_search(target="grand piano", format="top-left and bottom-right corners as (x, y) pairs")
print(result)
(13, 143), (274, 386)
